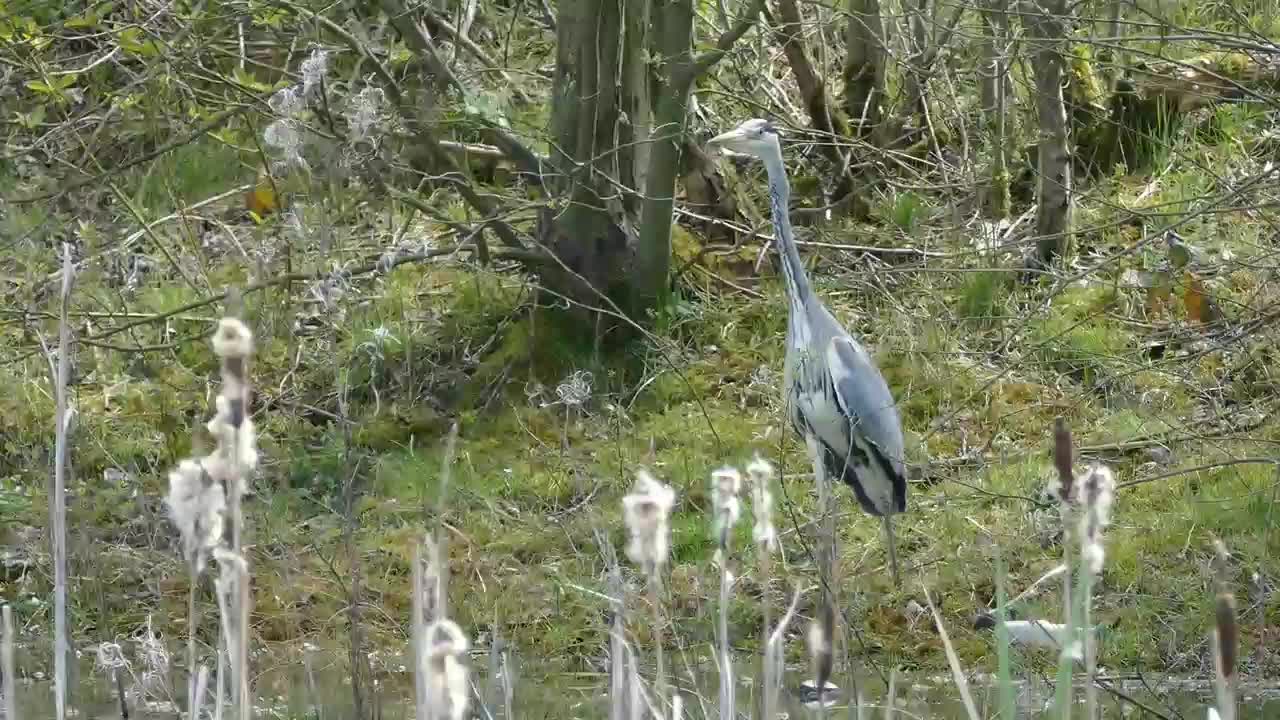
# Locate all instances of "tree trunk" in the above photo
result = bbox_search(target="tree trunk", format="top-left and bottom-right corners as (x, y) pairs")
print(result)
(630, 0), (765, 312)
(544, 0), (644, 320)
(842, 0), (886, 138)
(979, 0), (1011, 122)
(985, 0), (1011, 218)
(1023, 0), (1073, 268)
(632, 0), (696, 313)
(621, 0), (653, 207)
(898, 0), (930, 128)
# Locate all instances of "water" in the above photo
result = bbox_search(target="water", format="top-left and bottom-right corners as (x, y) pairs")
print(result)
(8, 652), (1280, 720)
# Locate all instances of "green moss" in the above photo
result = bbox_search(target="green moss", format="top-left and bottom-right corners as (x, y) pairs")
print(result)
(957, 270), (1008, 325)
(1027, 286), (1128, 384)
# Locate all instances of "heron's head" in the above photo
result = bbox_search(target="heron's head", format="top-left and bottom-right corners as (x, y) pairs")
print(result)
(706, 118), (781, 158)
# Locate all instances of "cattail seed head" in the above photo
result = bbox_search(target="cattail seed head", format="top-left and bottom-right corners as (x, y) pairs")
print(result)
(746, 454), (777, 552)
(1215, 594), (1238, 682)
(300, 48), (329, 98)
(422, 620), (470, 720)
(1080, 464), (1115, 529)
(164, 459), (225, 570)
(622, 470), (676, 570)
(212, 318), (254, 362)
(807, 610), (834, 690)
(1076, 463), (1116, 575)
(710, 466), (743, 538)
(1082, 541), (1106, 576)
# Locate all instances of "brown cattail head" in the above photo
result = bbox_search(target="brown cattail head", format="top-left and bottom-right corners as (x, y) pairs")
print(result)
(1215, 593), (1238, 681)
(1213, 539), (1237, 682)
(1053, 417), (1074, 503)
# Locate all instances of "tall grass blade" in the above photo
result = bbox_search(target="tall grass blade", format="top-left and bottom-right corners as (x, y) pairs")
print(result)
(717, 560), (733, 720)
(413, 543), (429, 720)
(883, 667), (896, 720)
(993, 546), (1017, 720)
(764, 587), (803, 720)
(3, 604), (17, 720)
(923, 585), (980, 720)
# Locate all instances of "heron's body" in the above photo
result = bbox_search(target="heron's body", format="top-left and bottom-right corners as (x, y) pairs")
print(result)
(784, 302), (906, 519)
(709, 119), (908, 581)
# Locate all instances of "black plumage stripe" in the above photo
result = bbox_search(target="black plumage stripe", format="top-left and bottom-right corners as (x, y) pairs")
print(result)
(791, 361), (906, 517)
(795, 406), (889, 518)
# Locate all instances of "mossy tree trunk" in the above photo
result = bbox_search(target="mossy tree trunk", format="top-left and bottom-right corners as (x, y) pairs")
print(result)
(550, 0), (632, 233)
(1023, 0), (1073, 268)
(842, 0), (886, 138)
(631, 0), (764, 313)
(542, 0), (645, 318)
(980, 0), (1011, 123)
(632, 0), (695, 315)
(899, 0), (930, 127)
(621, 0), (653, 209)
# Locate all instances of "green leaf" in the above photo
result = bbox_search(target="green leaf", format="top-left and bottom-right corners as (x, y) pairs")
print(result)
(64, 9), (101, 29)
(232, 65), (275, 93)
(14, 103), (46, 129)
(117, 26), (160, 56)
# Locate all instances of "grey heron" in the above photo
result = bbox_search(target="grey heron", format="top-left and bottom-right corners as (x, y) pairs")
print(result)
(707, 118), (908, 585)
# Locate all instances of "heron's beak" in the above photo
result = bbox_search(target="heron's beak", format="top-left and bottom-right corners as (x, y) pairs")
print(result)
(707, 127), (748, 149)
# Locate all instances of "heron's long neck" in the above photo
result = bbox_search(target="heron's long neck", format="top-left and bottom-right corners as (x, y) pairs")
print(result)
(762, 150), (813, 311)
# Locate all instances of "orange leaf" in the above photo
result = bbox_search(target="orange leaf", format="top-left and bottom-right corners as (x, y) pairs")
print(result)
(245, 173), (279, 218)
(1183, 272), (1207, 323)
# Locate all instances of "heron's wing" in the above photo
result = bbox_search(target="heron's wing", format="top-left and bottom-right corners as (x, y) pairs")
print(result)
(825, 335), (907, 501)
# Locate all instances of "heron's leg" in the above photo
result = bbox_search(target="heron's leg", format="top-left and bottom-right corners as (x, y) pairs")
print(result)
(882, 515), (901, 587)
(805, 433), (837, 697)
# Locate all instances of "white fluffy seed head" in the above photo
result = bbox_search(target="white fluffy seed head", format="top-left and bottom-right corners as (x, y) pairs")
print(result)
(806, 616), (831, 668)
(711, 466), (743, 537)
(206, 395), (259, 476)
(622, 470), (676, 569)
(164, 459), (225, 569)
(212, 318), (254, 360)
(1075, 463), (1115, 576)
(1081, 464), (1115, 530)
(422, 620), (470, 720)
(746, 454), (777, 551)
(300, 49), (329, 97)
(1082, 541), (1106, 575)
